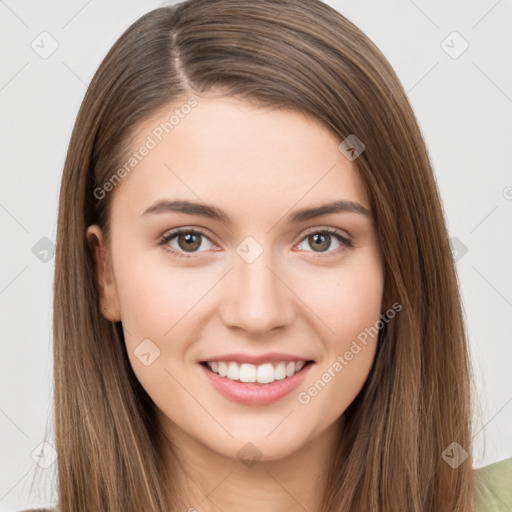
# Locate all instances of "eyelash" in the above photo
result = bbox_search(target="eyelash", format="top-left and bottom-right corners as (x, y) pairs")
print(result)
(158, 227), (353, 259)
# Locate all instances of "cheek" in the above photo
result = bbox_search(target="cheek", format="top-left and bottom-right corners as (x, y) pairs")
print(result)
(294, 251), (383, 412)
(113, 252), (206, 411)
(114, 248), (212, 340)
(301, 249), (384, 346)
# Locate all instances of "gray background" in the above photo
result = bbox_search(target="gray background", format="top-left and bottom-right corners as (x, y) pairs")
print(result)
(1, 0), (511, 510)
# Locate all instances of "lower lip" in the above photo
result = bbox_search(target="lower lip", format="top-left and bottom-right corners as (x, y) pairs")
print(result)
(200, 362), (314, 405)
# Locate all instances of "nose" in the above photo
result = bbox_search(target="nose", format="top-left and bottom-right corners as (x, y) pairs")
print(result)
(219, 249), (295, 334)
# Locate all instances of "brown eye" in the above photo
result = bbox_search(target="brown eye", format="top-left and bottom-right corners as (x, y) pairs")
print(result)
(297, 228), (352, 255)
(159, 229), (214, 257)
(176, 232), (202, 252)
(307, 233), (331, 252)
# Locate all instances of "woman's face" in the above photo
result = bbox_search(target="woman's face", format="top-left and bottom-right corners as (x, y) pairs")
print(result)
(87, 95), (384, 462)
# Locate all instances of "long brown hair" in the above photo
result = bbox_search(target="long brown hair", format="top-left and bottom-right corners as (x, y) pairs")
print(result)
(49, 0), (478, 510)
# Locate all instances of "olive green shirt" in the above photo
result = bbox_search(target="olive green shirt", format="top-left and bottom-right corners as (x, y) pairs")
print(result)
(474, 457), (512, 512)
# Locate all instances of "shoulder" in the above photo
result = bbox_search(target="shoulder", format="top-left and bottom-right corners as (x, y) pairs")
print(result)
(16, 509), (55, 511)
(474, 457), (512, 512)
(14, 460), (512, 512)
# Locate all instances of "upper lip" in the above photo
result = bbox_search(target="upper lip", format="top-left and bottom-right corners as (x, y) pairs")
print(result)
(200, 352), (314, 365)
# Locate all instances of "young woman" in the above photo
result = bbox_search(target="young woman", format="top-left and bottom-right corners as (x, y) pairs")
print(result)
(21, 0), (512, 510)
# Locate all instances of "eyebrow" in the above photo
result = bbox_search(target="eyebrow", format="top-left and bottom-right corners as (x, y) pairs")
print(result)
(141, 199), (372, 224)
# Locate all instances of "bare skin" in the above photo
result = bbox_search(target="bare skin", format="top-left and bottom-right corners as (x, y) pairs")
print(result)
(87, 94), (384, 511)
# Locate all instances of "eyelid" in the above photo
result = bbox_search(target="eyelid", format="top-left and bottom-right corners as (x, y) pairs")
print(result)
(300, 225), (351, 241)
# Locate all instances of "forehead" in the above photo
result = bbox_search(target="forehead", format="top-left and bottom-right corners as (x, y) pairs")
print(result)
(110, 96), (370, 224)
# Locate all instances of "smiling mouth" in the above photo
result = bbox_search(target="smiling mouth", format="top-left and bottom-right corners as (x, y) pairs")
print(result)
(200, 360), (315, 385)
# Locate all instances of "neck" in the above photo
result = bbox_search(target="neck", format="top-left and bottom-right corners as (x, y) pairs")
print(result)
(159, 416), (344, 512)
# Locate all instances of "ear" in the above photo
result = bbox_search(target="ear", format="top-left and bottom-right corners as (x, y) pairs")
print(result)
(86, 225), (121, 322)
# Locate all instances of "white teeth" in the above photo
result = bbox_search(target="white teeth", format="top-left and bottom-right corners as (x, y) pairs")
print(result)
(217, 362), (227, 377)
(205, 360), (308, 384)
(274, 362), (287, 380)
(257, 363), (274, 384)
(239, 363), (256, 383)
(227, 362), (239, 380)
